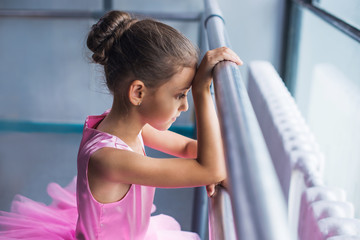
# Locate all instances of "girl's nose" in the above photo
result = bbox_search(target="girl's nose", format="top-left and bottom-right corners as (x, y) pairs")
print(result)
(179, 97), (189, 112)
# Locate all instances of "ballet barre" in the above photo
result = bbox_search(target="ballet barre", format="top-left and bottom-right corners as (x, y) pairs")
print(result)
(203, 0), (292, 239)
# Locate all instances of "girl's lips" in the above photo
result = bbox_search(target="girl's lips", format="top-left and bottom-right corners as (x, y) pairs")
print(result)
(172, 114), (180, 122)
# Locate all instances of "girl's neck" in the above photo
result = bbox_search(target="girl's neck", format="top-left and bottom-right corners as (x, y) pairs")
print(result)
(98, 106), (144, 146)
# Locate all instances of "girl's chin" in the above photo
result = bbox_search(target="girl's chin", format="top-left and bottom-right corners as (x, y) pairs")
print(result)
(151, 122), (173, 131)
(164, 123), (174, 131)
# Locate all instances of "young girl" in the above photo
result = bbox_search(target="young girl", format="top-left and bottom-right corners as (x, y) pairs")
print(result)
(0, 10), (242, 240)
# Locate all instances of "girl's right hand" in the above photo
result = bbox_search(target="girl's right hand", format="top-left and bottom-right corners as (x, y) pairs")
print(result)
(192, 47), (243, 94)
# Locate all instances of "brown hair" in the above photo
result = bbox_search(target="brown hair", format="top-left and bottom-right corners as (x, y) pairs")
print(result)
(87, 11), (199, 113)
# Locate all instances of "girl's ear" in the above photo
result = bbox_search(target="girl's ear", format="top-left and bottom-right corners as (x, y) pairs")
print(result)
(128, 80), (146, 106)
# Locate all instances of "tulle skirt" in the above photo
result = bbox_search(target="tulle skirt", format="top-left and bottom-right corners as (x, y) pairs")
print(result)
(0, 177), (200, 240)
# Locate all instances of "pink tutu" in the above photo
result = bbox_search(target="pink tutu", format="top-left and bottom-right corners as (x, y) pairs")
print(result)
(0, 177), (200, 240)
(0, 177), (78, 240)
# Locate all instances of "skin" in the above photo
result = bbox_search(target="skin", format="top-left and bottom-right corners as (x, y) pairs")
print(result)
(88, 47), (243, 203)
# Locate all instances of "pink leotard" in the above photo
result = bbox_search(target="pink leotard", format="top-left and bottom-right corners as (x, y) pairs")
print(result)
(76, 111), (156, 239)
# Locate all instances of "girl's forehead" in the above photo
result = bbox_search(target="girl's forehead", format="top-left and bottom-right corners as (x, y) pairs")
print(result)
(165, 67), (195, 90)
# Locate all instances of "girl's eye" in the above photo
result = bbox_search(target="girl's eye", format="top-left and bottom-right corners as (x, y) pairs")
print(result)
(177, 93), (187, 99)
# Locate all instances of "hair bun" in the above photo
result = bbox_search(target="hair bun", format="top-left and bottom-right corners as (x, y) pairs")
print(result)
(87, 11), (137, 65)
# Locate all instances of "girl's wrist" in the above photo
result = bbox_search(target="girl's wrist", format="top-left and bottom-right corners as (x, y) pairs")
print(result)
(192, 86), (211, 100)
(191, 80), (212, 96)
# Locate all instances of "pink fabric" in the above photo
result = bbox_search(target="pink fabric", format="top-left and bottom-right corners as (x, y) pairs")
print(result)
(0, 111), (200, 240)
(0, 179), (78, 240)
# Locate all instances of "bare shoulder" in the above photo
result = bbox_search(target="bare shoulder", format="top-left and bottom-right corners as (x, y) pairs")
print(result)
(89, 147), (132, 176)
(90, 147), (133, 168)
(90, 147), (117, 164)
(88, 147), (140, 185)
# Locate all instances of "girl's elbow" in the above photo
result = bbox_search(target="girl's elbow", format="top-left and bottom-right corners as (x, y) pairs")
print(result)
(212, 168), (227, 183)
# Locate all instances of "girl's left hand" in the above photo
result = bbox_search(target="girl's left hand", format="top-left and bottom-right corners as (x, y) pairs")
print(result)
(206, 177), (229, 197)
(206, 183), (217, 197)
(192, 47), (243, 94)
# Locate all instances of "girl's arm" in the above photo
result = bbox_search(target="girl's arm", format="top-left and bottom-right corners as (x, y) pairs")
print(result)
(142, 124), (197, 158)
(190, 46), (242, 188)
(91, 47), (242, 188)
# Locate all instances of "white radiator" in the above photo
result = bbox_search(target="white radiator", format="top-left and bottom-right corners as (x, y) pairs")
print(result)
(247, 61), (360, 240)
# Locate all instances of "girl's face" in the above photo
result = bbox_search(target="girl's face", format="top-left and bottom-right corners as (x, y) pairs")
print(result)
(140, 67), (196, 131)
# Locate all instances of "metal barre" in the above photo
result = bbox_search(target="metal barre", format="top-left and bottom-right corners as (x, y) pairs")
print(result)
(0, 9), (201, 21)
(208, 187), (236, 239)
(204, 0), (293, 239)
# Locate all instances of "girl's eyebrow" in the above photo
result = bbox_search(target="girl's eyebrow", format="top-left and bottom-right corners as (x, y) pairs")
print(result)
(179, 85), (192, 91)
